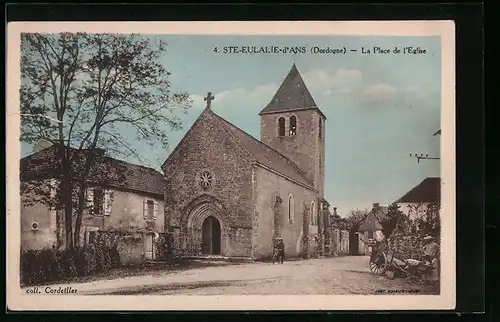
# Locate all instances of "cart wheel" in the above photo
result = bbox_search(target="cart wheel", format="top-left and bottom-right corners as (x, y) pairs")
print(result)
(370, 252), (388, 275)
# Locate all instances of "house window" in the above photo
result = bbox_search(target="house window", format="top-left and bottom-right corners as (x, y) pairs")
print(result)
(143, 199), (158, 221)
(310, 201), (316, 226)
(289, 116), (297, 136)
(368, 231), (374, 239)
(319, 118), (322, 138)
(288, 194), (294, 223)
(278, 117), (286, 137)
(93, 188), (104, 216)
(147, 200), (154, 218)
(85, 227), (99, 246)
(87, 188), (112, 216)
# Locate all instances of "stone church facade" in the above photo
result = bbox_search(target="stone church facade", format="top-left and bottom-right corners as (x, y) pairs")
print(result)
(162, 64), (328, 260)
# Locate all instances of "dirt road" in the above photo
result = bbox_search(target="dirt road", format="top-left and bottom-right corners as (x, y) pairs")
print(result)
(25, 256), (439, 295)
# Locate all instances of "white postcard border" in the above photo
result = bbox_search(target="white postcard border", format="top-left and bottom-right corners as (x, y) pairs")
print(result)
(6, 20), (455, 311)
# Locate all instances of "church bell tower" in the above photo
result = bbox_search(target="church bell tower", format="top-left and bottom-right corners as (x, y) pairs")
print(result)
(259, 64), (326, 197)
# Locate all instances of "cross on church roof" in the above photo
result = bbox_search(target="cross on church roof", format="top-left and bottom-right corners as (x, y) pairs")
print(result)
(204, 92), (215, 109)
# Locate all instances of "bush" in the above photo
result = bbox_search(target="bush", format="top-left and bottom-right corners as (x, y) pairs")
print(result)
(154, 233), (173, 261)
(20, 244), (120, 286)
(388, 235), (422, 259)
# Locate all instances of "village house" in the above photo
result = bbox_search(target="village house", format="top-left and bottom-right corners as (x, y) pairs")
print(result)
(355, 203), (389, 255)
(20, 145), (165, 265)
(395, 177), (441, 221)
(162, 64), (330, 260)
(353, 177), (441, 255)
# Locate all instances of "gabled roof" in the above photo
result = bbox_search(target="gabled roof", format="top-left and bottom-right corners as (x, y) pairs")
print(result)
(259, 64), (325, 119)
(395, 177), (441, 204)
(210, 110), (315, 190)
(20, 146), (164, 196)
(358, 205), (389, 232)
(94, 157), (164, 196)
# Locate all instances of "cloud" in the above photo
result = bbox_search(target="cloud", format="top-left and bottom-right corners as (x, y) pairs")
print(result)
(190, 94), (205, 109)
(302, 68), (401, 105)
(359, 83), (399, 103)
(332, 69), (363, 86)
(190, 68), (366, 110)
(302, 67), (410, 106)
(405, 85), (419, 92)
(303, 68), (363, 96)
(190, 83), (278, 111)
(189, 67), (402, 112)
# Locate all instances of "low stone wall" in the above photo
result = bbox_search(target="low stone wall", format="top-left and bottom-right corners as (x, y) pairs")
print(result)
(328, 229), (350, 256)
(91, 231), (172, 265)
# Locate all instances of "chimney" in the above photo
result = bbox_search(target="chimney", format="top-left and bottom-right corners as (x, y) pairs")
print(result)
(333, 207), (338, 216)
(373, 203), (379, 209)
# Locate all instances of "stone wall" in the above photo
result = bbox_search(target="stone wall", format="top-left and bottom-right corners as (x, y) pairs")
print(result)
(329, 228), (350, 256)
(20, 180), (57, 250)
(253, 166), (318, 260)
(115, 233), (145, 265)
(21, 178), (165, 266)
(260, 109), (325, 197)
(81, 188), (164, 234)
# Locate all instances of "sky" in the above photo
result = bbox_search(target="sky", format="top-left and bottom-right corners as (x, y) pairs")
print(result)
(21, 35), (441, 217)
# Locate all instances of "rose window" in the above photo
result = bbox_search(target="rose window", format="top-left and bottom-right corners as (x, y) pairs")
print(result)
(199, 171), (213, 190)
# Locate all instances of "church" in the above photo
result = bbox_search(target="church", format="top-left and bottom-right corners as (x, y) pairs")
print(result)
(162, 64), (329, 260)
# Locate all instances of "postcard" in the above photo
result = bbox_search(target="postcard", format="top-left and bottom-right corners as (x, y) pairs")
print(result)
(7, 20), (455, 311)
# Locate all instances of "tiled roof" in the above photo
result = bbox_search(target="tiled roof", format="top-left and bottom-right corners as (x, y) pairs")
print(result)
(395, 177), (441, 204)
(95, 157), (164, 196)
(20, 146), (164, 196)
(259, 64), (325, 119)
(358, 206), (389, 232)
(210, 110), (315, 190)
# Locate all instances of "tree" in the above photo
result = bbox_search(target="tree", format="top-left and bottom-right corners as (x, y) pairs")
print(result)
(20, 33), (192, 249)
(379, 203), (408, 240)
(408, 202), (441, 239)
(344, 209), (369, 232)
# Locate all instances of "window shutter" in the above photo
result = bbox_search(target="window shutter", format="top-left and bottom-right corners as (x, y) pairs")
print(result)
(104, 190), (112, 216)
(143, 200), (148, 219)
(86, 188), (94, 214)
(153, 201), (158, 219)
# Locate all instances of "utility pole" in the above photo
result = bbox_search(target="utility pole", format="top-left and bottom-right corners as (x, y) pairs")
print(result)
(409, 129), (441, 163)
(409, 153), (440, 163)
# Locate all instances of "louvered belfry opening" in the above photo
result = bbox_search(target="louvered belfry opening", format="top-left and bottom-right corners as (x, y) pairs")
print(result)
(278, 117), (286, 137)
(289, 116), (297, 136)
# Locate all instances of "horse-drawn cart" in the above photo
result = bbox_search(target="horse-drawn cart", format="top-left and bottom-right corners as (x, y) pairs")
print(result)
(369, 243), (434, 281)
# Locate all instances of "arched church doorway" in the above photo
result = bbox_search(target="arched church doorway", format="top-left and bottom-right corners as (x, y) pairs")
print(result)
(201, 216), (221, 255)
(185, 197), (227, 256)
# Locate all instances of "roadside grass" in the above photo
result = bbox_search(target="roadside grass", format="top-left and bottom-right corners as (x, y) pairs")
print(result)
(21, 259), (243, 287)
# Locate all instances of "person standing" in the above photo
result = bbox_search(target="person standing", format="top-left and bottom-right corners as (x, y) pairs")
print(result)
(422, 235), (440, 283)
(277, 238), (285, 264)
